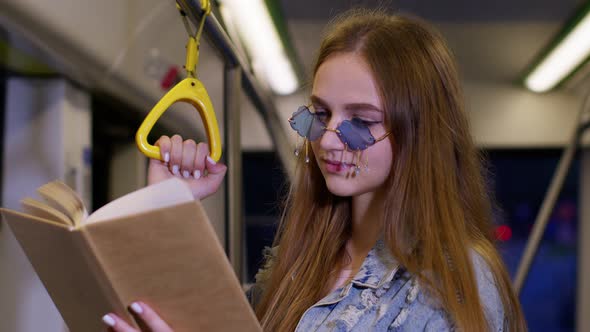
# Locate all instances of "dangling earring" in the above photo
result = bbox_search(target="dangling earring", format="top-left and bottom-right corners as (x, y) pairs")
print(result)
(294, 136), (301, 157)
(354, 150), (362, 176)
(304, 139), (310, 163)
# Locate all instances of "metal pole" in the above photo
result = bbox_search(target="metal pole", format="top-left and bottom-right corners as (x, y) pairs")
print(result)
(0, 28), (5, 210)
(224, 64), (243, 280)
(513, 130), (579, 294)
(514, 92), (590, 294)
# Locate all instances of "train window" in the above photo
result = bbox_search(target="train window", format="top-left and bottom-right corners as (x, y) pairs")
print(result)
(487, 148), (579, 331)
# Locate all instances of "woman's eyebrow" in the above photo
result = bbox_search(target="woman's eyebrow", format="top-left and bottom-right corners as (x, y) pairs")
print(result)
(310, 95), (382, 113)
(310, 95), (328, 106)
(344, 103), (382, 113)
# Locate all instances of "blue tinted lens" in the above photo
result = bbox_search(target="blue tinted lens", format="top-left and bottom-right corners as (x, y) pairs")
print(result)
(289, 106), (325, 141)
(337, 118), (376, 150)
(309, 113), (326, 141)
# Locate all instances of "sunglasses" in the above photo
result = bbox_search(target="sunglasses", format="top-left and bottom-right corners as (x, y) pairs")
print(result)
(288, 105), (390, 151)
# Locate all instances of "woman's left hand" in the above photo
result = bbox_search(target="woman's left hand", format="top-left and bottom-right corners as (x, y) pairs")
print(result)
(102, 301), (174, 332)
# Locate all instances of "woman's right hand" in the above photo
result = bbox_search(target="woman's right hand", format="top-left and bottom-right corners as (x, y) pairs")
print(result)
(147, 135), (227, 201)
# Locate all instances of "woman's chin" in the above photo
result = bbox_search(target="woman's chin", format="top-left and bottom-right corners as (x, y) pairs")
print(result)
(324, 178), (363, 197)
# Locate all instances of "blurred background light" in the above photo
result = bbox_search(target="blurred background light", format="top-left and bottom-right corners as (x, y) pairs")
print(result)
(219, 0), (298, 95)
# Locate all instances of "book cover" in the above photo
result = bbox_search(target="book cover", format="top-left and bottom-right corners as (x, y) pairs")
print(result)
(1, 178), (262, 332)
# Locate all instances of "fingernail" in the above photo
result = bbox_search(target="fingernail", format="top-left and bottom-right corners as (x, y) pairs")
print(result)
(164, 152), (170, 163)
(194, 170), (201, 179)
(172, 165), (179, 175)
(130, 302), (143, 314)
(182, 170), (190, 178)
(102, 314), (115, 327)
(206, 156), (216, 165)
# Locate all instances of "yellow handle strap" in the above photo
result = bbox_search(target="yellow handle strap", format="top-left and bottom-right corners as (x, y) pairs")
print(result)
(180, 0), (210, 77)
(136, 0), (220, 162)
(136, 78), (222, 162)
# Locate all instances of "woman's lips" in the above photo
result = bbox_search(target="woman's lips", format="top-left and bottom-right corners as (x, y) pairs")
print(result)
(323, 159), (351, 173)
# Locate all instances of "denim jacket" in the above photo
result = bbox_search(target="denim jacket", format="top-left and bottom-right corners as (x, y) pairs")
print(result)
(248, 239), (506, 331)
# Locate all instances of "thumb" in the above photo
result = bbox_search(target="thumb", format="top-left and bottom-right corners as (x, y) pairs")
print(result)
(193, 156), (227, 199)
(205, 156), (227, 175)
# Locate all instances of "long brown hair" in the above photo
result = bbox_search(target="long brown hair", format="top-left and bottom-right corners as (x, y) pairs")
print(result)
(255, 8), (526, 331)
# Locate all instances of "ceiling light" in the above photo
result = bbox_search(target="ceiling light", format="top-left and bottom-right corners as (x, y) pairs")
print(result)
(219, 0), (298, 95)
(525, 5), (590, 92)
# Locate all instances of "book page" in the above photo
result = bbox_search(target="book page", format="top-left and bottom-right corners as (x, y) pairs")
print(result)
(85, 178), (194, 225)
(37, 181), (88, 226)
(21, 197), (74, 226)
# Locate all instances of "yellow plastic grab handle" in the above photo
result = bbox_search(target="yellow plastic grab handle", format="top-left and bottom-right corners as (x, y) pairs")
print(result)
(136, 77), (222, 162)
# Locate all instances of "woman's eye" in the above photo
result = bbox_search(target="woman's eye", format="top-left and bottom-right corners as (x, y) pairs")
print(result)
(352, 117), (380, 126)
(314, 110), (329, 119)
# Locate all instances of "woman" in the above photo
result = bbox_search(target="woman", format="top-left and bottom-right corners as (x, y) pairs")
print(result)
(103, 8), (527, 331)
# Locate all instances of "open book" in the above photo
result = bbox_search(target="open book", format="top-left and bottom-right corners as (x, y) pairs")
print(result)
(0, 178), (261, 332)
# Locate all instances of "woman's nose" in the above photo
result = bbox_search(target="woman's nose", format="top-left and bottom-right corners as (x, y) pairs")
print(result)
(319, 119), (344, 151)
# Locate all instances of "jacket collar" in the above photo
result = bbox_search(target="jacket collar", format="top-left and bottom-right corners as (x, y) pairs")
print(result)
(351, 237), (399, 289)
(315, 238), (400, 306)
